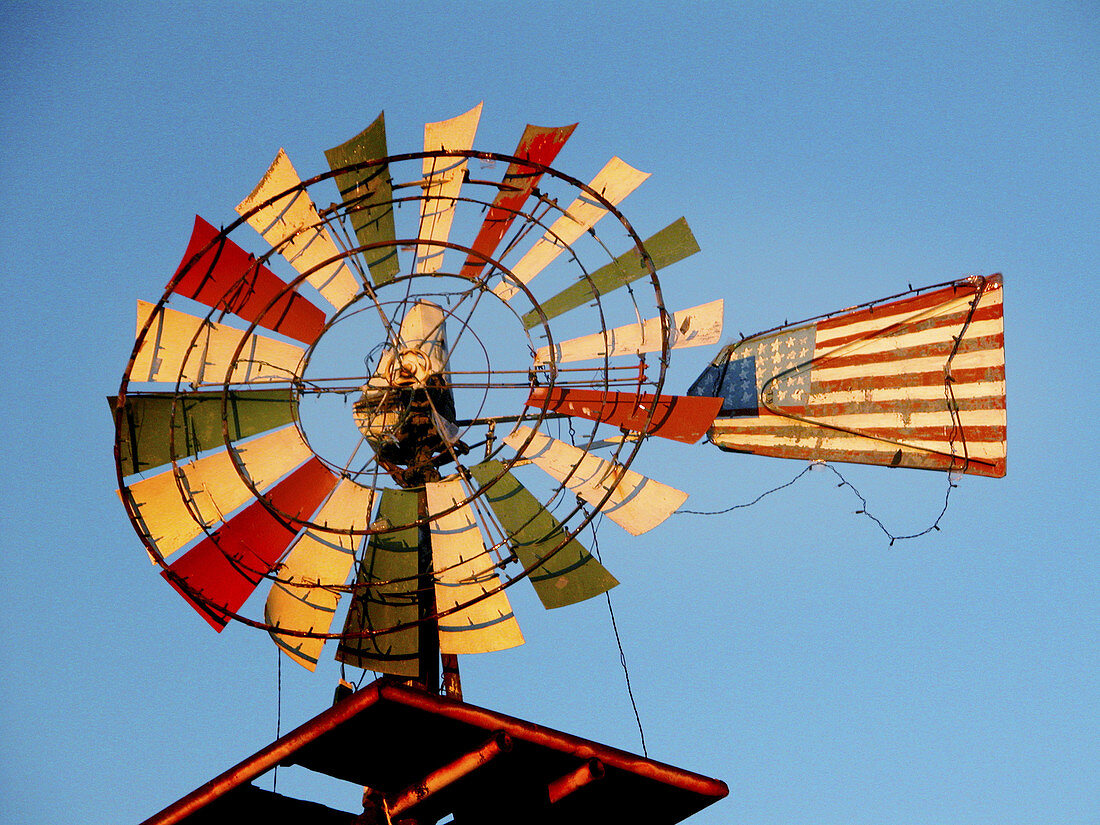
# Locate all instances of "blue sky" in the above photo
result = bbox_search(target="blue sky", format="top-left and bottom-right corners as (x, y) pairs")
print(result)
(1, 3), (1097, 823)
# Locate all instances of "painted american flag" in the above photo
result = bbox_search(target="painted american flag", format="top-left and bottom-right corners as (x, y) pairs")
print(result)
(688, 275), (1006, 477)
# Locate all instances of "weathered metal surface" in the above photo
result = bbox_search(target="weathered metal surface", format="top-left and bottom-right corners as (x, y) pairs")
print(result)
(388, 731), (512, 817)
(122, 425), (313, 561)
(459, 122), (577, 279)
(138, 679), (728, 825)
(265, 479), (376, 670)
(236, 148), (361, 311)
(170, 215), (326, 345)
(324, 112), (400, 285)
(468, 461), (616, 609)
(336, 488), (420, 677)
(523, 216), (700, 328)
(113, 389), (296, 475)
(163, 457), (336, 630)
(131, 301), (306, 385)
(416, 102), (483, 274)
(493, 157), (650, 302)
(526, 387), (723, 444)
(534, 299), (724, 364)
(692, 275), (1006, 476)
(504, 427), (688, 536)
(547, 758), (606, 805)
(426, 478), (524, 654)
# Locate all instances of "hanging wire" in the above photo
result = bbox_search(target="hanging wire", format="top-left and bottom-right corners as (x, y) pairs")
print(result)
(676, 461), (958, 546)
(588, 511), (648, 757)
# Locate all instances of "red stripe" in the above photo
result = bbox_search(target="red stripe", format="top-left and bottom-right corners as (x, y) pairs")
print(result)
(815, 301), (1002, 349)
(804, 396), (1005, 417)
(459, 124), (576, 279)
(810, 364), (1006, 393)
(811, 333), (1003, 370)
(714, 418), (1005, 443)
(170, 215), (327, 344)
(815, 279), (999, 334)
(162, 457), (336, 630)
(712, 440), (1005, 478)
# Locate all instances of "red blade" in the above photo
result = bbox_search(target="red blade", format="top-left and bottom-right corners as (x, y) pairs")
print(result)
(170, 215), (327, 345)
(526, 387), (722, 444)
(458, 123), (576, 280)
(162, 457), (337, 630)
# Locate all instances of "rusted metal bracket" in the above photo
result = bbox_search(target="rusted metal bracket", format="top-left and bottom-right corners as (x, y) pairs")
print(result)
(547, 757), (606, 805)
(384, 731), (513, 819)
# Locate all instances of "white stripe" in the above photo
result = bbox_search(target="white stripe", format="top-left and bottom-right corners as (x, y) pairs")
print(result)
(710, 430), (1005, 459)
(810, 348), (1004, 384)
(813, 316), (1003, 362)
(814, 289), (1001, 346)
(714, 408), (1006, 430)
(808, 381), (1006, 406)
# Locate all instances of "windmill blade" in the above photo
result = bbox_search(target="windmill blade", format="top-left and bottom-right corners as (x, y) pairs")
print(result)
(122, 425), (313, 561)
(415, 102), (483, 274)
(533, 299), (724, 364)
(459, 122), (577, 280)
(113, 388), (296, 475)
(236, 148), (361, 311)
(522, 217), (700, 328)
(526, 387), (722, 445)
(426, 478), (523, 654)
(324, 112), (400, 286)
(265, 478), (376, 670)
(163, 457), (336, 631)
(170, 215), (326, 344)
(493, 157), (650, 303)
(692, 275), (1007, 477)
(504, 427), (688, 536)
(336, 488), (420, 677)
(131, 301), (306, 385)
(467, 461), (617, 609)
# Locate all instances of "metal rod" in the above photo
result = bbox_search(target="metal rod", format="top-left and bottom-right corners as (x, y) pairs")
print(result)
(387, 732), (512, 818)
(547, 757), (606, 804)
(416, 488), (439, 693)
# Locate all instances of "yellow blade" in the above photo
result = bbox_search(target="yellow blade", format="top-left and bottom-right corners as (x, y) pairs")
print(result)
(493, 157), (650, 302)
(122, 425), (312, 561)
(265, 478), (376, 670)
(416, 102), (483, 274)
(504, 426), (687, 535)
(534, 299), (724, 364)
(426, 478), (524, 654)
(132, 301), (305, 385)
(236, 148), (361, 311)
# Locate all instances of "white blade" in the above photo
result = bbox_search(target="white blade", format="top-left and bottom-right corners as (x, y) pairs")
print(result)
(426, 478), (524, 654)
(132, 301), (305, 385)
(534, 299), (725, 364)
(416, 102), (483, 274)
(236, 148), (361, 310)
(122, 425), (312, 561)
(265, 478), (376, 670)
(504, 426), (687, 536)
(493, 157), (650, 302)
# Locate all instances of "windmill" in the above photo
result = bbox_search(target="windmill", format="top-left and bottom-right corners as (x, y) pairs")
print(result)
(111, 104), (1005, 824)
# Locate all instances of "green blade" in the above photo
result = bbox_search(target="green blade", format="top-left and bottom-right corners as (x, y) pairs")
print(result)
(336, 488), (419, 676)
(111, 389), (297, 476)
(324, 112), (400, 286)
(469, 461), (617, 609)
(523, 217), (700, 329)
